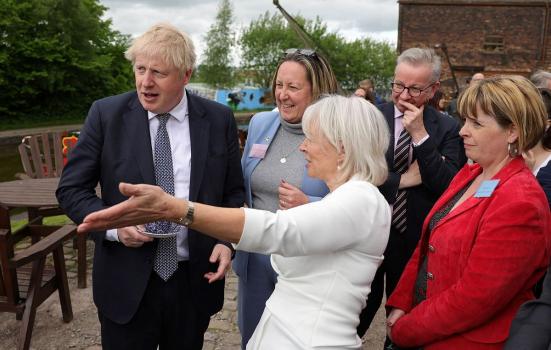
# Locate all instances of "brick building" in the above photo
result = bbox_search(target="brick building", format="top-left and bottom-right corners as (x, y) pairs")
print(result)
(398, 0), (551, 96)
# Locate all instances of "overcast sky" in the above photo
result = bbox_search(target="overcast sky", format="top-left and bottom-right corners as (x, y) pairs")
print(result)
(100, 0), (399, 62)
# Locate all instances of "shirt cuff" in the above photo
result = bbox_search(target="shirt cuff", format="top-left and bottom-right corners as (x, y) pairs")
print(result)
(105, 228), (120, 242)
(412, 134), (429, 147)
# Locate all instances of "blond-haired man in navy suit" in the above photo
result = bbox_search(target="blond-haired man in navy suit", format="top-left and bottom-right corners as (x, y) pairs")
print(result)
(57, 23), (244, 350)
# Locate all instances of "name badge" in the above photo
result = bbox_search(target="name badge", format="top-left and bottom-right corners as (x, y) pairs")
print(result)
(249, 143), (269, 159)
(474, 179), (500, 198)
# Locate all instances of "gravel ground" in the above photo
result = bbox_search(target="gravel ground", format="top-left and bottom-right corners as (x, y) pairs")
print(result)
(0, 240), (386, 350)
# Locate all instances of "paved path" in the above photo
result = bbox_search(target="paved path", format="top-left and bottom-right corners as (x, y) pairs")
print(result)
(1, 233), (385, 349)
(0, 238), (386, 349)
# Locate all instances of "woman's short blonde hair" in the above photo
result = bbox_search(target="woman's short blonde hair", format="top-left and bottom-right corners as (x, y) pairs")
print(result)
(125, 23), (196, 76)
(458, 75), (547, 152)
(302, 95), (389, 186)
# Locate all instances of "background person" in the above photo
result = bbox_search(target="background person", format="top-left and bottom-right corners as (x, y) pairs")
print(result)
(448, 72), (485, 120)
(386, 75), (551, 349)
(468, 72), (485, 84)
(524, 87), (551, 208)
(354, 78), (383, 105)
(233, 48), (336, 348)
(505, 265), (551, 350)
(523, 86), (551, 298)
(56, 23), (245, 349)
(531, 69), (551, 90)
(79, 95), (392, 350)
(358, 47), (466, 338)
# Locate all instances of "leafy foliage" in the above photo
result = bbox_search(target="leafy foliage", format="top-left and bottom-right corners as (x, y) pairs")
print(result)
(200, 0), (235, 88)
(0, 0), (133, 122)
(240, 12), (396, 91)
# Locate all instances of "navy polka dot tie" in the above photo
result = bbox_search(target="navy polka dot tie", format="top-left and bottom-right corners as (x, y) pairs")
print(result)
(150, 113), (178, 281)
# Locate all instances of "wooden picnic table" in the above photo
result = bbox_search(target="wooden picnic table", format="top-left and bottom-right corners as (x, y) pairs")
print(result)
(0, 177), (93, 288)
(0, 177), (62, 209)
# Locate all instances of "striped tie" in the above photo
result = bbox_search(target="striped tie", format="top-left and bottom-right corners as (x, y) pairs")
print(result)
(392, 128), (411, 233)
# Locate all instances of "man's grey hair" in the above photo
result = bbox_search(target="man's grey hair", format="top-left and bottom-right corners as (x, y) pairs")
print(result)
(530, 70), (551, 89)
(397, 47), (442, 83)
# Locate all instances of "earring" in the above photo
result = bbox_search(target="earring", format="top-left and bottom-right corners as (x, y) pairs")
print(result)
(508, 142), (519, 158)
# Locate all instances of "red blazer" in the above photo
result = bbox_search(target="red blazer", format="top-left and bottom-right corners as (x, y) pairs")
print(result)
(387, 157), (551, 349)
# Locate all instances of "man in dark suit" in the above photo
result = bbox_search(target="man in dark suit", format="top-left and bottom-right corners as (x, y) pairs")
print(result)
(505, 265), (551, 349)
(357, 47), (466, 337)
(56, 23), (244, 349)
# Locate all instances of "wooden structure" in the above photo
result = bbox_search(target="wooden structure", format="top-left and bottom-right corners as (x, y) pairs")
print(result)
(0, 177), (89, 289)
(0, 206), (74, 350)
(18, 133), (64, 179)
(398, 0), (551, 94)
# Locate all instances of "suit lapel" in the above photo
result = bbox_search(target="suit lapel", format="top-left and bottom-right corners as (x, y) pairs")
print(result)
(422, 106), (439, 144)
(187, 93), (209, 202)
(424, 157), (526, 233)
(247, 119), (280, 179)
(382, 103), (396, 168)
(122, 96), (155, 185)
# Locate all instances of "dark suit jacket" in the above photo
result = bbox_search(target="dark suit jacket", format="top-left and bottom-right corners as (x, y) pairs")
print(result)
(505, 265), (551, 350)
(537, 161), (551, 209)
(378, 103), (467, 251)
(56, 90), (245, 324)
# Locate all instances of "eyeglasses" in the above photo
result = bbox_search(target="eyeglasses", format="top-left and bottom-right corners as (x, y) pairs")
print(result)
(391, 82), (435, 97)
(284, 48), (317, 57)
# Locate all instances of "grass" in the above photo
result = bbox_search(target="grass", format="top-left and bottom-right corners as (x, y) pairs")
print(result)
(0, 144), (24, 181)
(11, 215), (73, 232)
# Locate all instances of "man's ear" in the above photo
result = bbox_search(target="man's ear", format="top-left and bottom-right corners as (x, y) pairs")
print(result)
(182, 69), (193, 85)
(427, 81), (441, 100)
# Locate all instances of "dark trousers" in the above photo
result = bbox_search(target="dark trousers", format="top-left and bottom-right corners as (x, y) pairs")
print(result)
(99, 262), (211, 350)
(358, 229), (418, 338)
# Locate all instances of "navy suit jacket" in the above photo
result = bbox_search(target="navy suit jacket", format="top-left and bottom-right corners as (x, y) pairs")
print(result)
(56, 90), (245, 324)
(378, 103), (467, 252)
(505, 265), (551, 350)
(537, 161), (551, 209)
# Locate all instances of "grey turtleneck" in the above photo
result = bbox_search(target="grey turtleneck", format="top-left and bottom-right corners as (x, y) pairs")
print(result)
(250, 116), (306, 213)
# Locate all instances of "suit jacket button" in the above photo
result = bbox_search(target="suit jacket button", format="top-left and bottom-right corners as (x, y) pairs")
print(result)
(427, 272), (434, 280)
(428, 244), (435, 253)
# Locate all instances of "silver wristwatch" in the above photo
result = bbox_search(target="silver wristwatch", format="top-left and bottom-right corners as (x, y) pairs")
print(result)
(177, 201), (195, 227)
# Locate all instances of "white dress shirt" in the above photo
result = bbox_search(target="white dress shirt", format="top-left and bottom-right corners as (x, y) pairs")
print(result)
(106, 91), (192, 260)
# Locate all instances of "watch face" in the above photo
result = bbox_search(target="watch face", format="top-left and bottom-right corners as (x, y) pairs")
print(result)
(182, 217), (192, 226)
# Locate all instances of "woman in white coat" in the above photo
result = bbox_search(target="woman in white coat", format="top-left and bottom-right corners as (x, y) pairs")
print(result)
(78, 95), (392, 349)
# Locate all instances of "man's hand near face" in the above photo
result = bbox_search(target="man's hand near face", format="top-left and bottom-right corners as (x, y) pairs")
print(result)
(399, 100), (428, 143)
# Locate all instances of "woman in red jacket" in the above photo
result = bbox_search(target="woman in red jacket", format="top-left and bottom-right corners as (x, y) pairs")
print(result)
(386, 75), (551, 349)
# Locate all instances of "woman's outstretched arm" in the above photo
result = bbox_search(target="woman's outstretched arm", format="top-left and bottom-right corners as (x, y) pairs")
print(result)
(78, 182), (245, 243)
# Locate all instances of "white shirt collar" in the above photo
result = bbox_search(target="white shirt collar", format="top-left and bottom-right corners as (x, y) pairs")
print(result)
(394, 105), (403, 119)
(147, 89), (188, 122)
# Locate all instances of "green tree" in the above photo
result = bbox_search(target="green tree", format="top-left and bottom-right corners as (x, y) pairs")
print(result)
(0, 0), (133, 122)
(200, 0), (235, 88)
(239, 12), (396, 91)
(240, 12), (318, 88)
